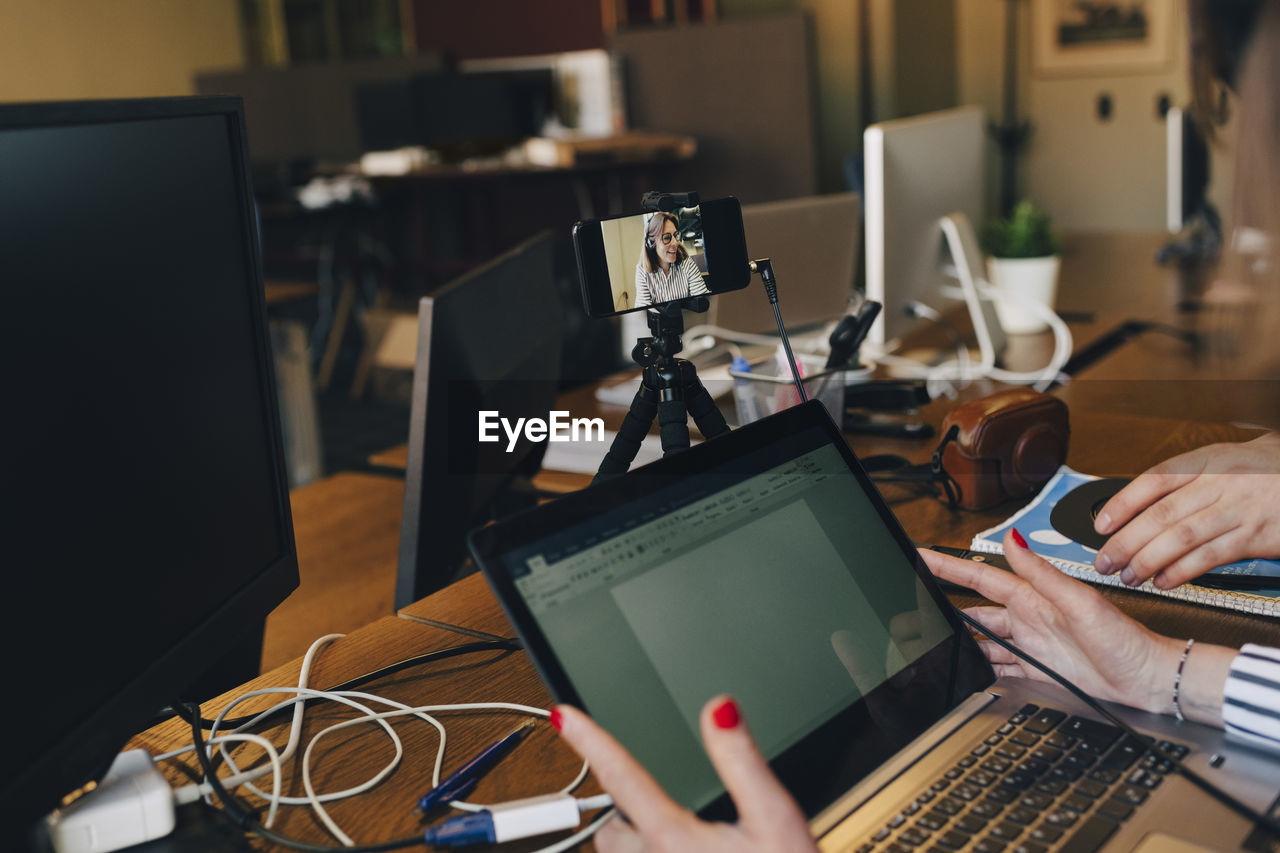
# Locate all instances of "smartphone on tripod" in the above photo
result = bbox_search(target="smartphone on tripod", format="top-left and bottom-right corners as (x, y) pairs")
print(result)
(573, 195), (751, 317)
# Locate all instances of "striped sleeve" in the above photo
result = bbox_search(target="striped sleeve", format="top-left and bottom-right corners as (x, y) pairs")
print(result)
(1223, 644), (1280, 751)
(686, 258), (709, 295)
(635, 259), (652, 307)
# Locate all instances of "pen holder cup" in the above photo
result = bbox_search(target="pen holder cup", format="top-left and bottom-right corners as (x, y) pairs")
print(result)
(728, 355), (871, 426)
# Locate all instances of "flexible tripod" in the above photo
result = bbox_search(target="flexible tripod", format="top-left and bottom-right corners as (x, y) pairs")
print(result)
(594, 297), (730, 483)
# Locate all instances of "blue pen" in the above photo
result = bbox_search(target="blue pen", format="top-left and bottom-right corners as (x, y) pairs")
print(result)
(415, 720), (535, 814)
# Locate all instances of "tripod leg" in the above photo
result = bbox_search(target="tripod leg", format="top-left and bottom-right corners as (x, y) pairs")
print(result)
(680, 361), (731, 439)
(594, 384), (659, 482)
(657, 397), (691, 455)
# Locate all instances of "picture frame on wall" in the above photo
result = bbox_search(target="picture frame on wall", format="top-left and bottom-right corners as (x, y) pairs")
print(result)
(1032, 0), (1174, 76)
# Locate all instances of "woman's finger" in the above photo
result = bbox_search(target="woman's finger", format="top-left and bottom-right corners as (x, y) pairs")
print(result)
(992, 662), (1029, 680)
(1120, 503), (1236, 587)
(1096, 483), (1218, 579)
(1156, 528), (1247, 589)
(697, 697), (811, 840)
(961, 606), (1011, 638)
(1094, 450), (1212, 535)
(593, 811), (645, 853)
(552, 705), (688, 830)
(975, 639), (1020, 666)
(919, 548), (1023, 604)
(1001, 530), (1092, 605)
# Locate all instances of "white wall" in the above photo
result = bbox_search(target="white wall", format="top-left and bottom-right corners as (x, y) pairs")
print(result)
(957, 0), (1232, 233)
(602, 215), (646, 312)
(0, 0), (244, 102)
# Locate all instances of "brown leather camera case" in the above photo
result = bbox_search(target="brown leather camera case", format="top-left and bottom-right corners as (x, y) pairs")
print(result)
(939, 388), (1070, 510)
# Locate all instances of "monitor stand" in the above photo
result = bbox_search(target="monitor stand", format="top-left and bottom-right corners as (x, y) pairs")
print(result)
(939, 212), (1007, 374)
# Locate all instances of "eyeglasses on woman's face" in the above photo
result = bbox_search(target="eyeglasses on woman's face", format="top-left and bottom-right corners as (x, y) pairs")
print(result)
(659, 230), (679, 245)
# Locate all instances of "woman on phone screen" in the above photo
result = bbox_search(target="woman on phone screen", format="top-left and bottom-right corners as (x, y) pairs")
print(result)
(635, 211), (708, 307)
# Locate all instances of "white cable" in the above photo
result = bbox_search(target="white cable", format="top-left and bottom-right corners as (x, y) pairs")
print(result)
(683, 323), (785, 347)
(575, 794), (614, 811)
(158, 633), (341, 765)
(982, 281), (1074, 390)
(158, 633), (597, 852)
(183, 689), (586, 847)
(169, 687), (406, 812)
(295, 703), (570, 845)
(162, 634), (349, 799)
(876, 284), (1073, 393)
(683, 322), (837, 356)
(220, 688), (408, 804)
(203, 734), (284, 827)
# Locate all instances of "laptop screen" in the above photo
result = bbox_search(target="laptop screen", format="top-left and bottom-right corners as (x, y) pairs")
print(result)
(474, 402), (993, 818)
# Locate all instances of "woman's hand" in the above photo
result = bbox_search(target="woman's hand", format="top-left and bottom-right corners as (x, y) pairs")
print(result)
(1093, 433), (1280, 589)
(920, 531), (1184, 714)
(551, 697), (818, 852)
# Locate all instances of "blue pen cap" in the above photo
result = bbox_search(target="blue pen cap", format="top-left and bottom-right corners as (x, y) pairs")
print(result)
(422, 812), (496, 847)
(731, 355), (751, 373)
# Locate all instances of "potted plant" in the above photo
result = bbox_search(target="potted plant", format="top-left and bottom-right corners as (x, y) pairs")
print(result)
(980, 200), (1062, 334)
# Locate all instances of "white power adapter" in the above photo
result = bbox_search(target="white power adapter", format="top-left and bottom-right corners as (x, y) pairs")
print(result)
(45, 750), (176, 853)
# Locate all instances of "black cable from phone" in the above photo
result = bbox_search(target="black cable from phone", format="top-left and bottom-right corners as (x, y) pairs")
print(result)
(751, 258), (807, 404)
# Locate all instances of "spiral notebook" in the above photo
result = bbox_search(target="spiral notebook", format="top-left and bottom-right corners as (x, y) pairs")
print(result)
(970, 465), (1280, 617)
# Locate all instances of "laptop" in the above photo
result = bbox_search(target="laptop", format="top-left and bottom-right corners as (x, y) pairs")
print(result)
(468, 401), (1280, 852)
(699, 193), (860, 334)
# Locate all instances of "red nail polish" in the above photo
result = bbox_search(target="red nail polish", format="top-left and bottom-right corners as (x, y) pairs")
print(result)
(1011, 528), (1028, 550)
(549, 708), (564, 731)
(711, 698), (740, 729)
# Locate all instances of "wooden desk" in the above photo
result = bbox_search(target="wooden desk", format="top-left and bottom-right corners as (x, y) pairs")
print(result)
(131, 609), (592, 852)
(263, 281), (319, 307)
(262, 472), (405, 671)
(134, 408), (1280, 852)
(148, 232), (1278, 849)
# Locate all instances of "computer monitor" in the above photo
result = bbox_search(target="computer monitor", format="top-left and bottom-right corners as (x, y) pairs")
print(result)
(356, 69), (554, 155)
(864, 106), (1000, 354)
(395, 233), (564, 608)
(0, 97), (298, 834)
(1166, 105), (1211, 233)
(702, 193), (861, 334)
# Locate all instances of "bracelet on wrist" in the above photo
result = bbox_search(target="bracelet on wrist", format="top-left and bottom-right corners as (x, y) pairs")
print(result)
(1172, 638), (1195, 722)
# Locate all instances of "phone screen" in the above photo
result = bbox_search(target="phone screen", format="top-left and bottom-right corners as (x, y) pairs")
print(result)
(574, 196), (750, 317)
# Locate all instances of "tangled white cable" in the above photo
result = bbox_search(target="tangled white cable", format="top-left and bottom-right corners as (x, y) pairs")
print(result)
(159, 634), (605, 850)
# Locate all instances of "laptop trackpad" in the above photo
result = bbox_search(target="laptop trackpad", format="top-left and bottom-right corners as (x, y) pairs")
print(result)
(1131, 834), (1216, 852)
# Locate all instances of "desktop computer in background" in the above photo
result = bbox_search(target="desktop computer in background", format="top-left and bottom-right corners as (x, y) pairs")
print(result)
(395, 233), (564, 609)
(863, 106), (1000, 355)
(1165, 105), (1212, 234)
(0, 97), (299, 837)
(355, 69), (555, 156)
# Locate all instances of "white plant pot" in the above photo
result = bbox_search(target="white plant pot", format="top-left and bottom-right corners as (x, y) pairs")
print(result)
(987, 255), (1061, 335)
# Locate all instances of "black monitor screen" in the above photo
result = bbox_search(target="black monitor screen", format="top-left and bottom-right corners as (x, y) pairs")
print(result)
(395, 233), (563, 607)
(0, 98), (297, 832)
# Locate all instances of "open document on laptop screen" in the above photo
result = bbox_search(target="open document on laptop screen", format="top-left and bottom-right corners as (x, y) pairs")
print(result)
(496, 424), (960, 812)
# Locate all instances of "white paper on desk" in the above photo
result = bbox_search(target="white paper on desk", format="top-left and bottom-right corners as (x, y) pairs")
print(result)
(594, 371), (733, 406)
(541, 430), (701, 474)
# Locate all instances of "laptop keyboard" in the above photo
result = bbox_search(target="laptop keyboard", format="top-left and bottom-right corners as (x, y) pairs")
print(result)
(849, 703), (1189, 853)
